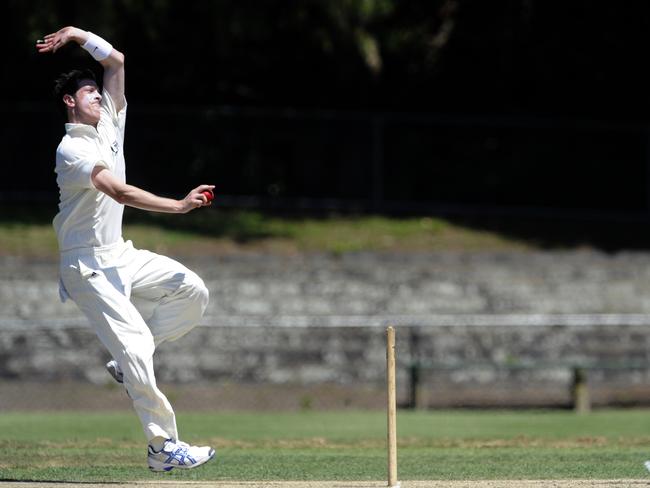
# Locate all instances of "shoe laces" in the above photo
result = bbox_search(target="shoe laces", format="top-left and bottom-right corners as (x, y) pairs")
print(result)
(172, 439), (191, 449)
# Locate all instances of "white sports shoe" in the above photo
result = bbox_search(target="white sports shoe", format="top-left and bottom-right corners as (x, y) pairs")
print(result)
(148, 438), (215, 472)
(105, 360), (124, 384)
(644, 460), (650, 472)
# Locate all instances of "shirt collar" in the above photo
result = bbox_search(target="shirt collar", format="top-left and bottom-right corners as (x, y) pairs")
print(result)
(65, 123), (98, 137)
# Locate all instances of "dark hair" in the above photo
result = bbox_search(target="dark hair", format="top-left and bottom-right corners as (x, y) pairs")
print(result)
(53, 69), (98, 117)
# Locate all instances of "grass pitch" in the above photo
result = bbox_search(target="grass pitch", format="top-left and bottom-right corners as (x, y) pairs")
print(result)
(2, 410), (650, 482)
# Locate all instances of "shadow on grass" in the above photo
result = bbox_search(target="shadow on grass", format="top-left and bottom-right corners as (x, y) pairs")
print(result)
(0, 203), (58, 226)
(122, 207), (285, 243)
(124, 206), (650, 252)
(0, 203), (286, 243)
(4, 202), (650, 252)
(441, 214), (650, 253)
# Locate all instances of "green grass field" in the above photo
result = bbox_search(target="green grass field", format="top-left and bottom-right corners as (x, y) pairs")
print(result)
(2, 409), (650, 482)
(0, 206), (533, 257)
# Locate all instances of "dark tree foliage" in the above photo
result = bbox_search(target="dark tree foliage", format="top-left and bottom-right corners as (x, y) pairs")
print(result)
(3, 1), (650, 216)
(4, 0), (647, 117)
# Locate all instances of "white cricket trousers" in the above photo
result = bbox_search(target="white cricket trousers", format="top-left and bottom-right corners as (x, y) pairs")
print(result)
(58, 238), (209, 441)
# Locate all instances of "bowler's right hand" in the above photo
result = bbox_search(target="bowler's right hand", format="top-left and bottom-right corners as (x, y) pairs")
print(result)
(179, 185), (216, 213)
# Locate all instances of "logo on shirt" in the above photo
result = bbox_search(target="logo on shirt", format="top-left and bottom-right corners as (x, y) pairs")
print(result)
(111, 140), (119, 154)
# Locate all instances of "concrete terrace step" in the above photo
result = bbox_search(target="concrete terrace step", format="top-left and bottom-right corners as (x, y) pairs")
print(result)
(4, 250), (650, 323)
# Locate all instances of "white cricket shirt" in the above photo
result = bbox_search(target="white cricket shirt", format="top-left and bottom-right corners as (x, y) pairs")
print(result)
(53, 90), (127, 252)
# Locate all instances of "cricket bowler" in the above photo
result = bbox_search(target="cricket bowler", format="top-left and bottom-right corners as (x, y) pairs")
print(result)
(37, 26), (215, 472)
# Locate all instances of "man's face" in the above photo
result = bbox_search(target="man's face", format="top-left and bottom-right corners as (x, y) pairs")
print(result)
(67, 80), (101, 126)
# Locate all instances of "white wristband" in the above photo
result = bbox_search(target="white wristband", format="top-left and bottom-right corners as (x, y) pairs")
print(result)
(82, 31), (113, 61)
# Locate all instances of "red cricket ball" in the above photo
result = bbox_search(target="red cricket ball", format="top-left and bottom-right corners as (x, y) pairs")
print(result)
(202, 189), (214, 202)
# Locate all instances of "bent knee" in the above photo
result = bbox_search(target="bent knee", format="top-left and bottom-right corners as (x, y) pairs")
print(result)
(183, 272), (209, 310)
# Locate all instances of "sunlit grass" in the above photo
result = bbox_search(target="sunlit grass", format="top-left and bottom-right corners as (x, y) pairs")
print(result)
(1, 410), (650, 480)
(0, 207), (533, 257)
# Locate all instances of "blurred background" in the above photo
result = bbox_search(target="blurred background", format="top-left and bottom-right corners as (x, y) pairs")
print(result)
(3, 0), (650, 412)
